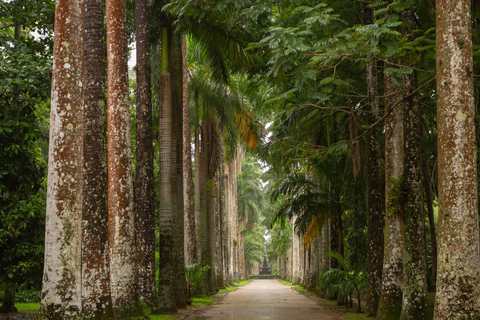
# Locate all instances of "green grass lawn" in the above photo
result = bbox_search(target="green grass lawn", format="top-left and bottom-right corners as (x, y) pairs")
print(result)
(292, 285), (308, 293)
(218, 286), (236, 293)
(15, 303), (40, 313)
(280, 280), (293, 286)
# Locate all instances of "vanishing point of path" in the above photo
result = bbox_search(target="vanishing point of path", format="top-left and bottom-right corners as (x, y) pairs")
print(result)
(186, 279), (341, 320)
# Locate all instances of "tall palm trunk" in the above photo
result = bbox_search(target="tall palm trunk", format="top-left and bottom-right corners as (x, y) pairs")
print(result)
(41, 0), (84, 317)
(158, 26), (177, 312)
(106, 0), (138, 316)
(434, 0), (480, 317)
(377, 62), (404, 320)
(82, 0), (113, 317)
(171, 32), (188, 308)
(364, 5), (383, 317)
(135, 0), (156, 309)
(182, 34), (197, 265)
(400, 70), (428, 319)
(195, 120), (209, 294)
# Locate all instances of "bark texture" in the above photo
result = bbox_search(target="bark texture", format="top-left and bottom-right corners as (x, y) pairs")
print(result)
(135, 0), (156, 309)
(365, 7), (384, 315)
(400, 71), (428, 319)
(41, 0), (84, 316)
(434, 0), (480, 318)
(158, 25), (176, 312)
(82, 0), (113, 317)
(106, 0), (138, 315)
(422, 158), (437, 288)
(182, 33), (197, 265)
(377, 63), (404, 320)
(171, 32), (188, 308)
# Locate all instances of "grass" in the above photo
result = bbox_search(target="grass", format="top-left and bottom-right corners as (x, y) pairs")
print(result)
(218, 286), (236, 293)
(292, 285), (308, 293)
(190, 297), (216, 307)
(236, 280), (251, 286)
(15, 303), (40, 313)
(280, 280), (293, 286)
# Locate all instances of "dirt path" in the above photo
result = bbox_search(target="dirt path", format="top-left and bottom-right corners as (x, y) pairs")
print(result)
(185, 279), (341, 320)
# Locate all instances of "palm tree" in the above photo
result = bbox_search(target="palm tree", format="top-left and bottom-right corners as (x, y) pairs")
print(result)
(434, 0), (480, 318)
(106, 0), (138, 316)
(82, 0), (113, 317)
(41, 0), (85, 317)
(377, 62), (405, 320)
(135, 0), (156, 309)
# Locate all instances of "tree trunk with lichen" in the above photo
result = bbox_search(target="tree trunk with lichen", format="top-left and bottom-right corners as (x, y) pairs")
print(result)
(106, 0), (138, 316)
(434, 0), (480, 318)
(377, 63), (404, 320)
(82, 0), (113, 317)
(41, 0), (84, 317)
(422, 157), (437, 289)
(206, 121), (218, 292)
(400, 4), (428, 318)
(400, 70), (428, 319)
(364, 5), (384, 317)
(134, 0), (156, 309)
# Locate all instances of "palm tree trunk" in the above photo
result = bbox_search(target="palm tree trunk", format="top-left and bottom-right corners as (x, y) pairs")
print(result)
(434, 0), (480, 317)
(182, 34), (197, 265)
(400, 70), (428, 319)
(134, 0), (156, 309)
(106, 0), (138, 316)
(171, 32), (188, 309)
(41, 0), (84, 316)
(364, 5), (383, 317)
(82, 0), (113, 317)
(377, 61), (404, 320)
(158, 25), (177, 312)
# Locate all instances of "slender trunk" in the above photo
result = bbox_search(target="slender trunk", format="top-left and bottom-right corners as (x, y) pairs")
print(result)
(82, 0), (113, 317)
(106, 0), (138, 316)
(377, 62), (404, 320)
(206, 122), (218, 292)
(400, 70), (428, 319)
(195, 120), (209, 294)
(158, 26), (177, 312)
(135, 0), (156, 309)
(41, 0), (84, 316)
(215, 163), (225, 288)
(364, 5), (384, 316)
(182, 33), (197, 265)
(434, 0), (480, 318)
(422, 157), (437, 288)
(171, 32), (187, 309)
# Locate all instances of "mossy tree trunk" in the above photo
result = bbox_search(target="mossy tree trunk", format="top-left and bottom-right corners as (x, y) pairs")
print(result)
(82, 0), (113, 317)
(134, 0), (156, 309)
(364, 5), (384, 317)
(377, 62), (404, 320)
(41, 0), (84, 316)
(106, 0), (138, 316)
(400, 71), (428, 319)
(434, 0), (480, 318)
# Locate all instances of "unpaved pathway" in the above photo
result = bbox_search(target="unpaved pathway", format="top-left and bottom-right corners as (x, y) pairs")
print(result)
(185, 279), (341, 320)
